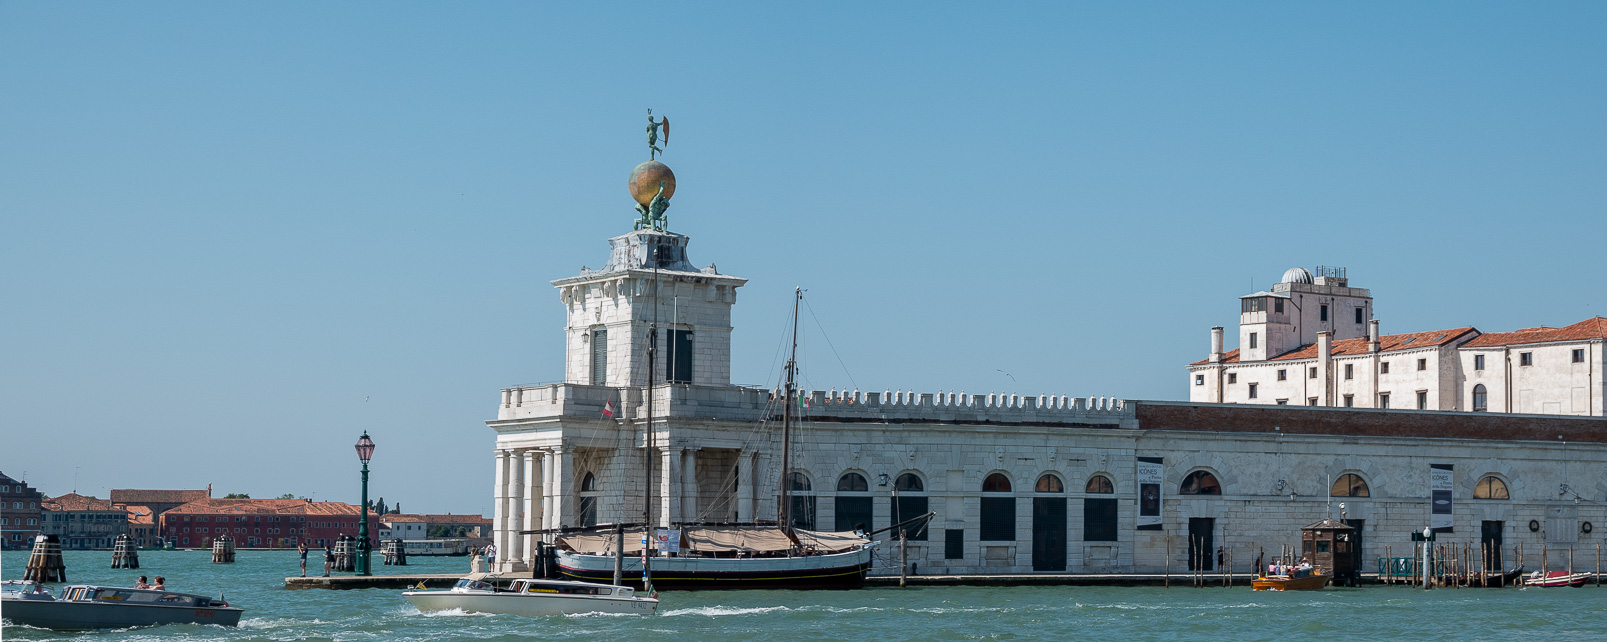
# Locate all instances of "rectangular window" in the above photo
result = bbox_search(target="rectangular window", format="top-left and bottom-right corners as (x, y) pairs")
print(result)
(1308, 397), (1319, 406)
(1379, 393), (1389, 409)
(979, 497), (1016, 541)
(1520, 352), (1533, 366)
(1309, 367), (1317, 379)
(589, 328), (607, 385)
(1274, 299), (1284, 314)
(1417, 358), (1427, 371)
(1574, 349), (1586, 363)
(1249, 333), (1258, 349)
(1344, 364), (1354, 380)
(945, 529), (965, 559)
(1248, 383), (1258, 399)
(1277, 369), (1287, 381)
(1241, 297), (1267, 313)
(1321, 304), (1329, 322)
(1355, 308), (1364, 324)
(834, 497), (873, 533)
(1194, 374), (1204, 386)
(1380, 362), (1389, 374)
(1343, 394), (1354, 407)
(665, 329), (694, 383)
(1228, 373), (1237, 384)
(1475, 354), (1485, 370)
(1276, 399), (1288, 405)
(1417, 391), (1428, 410)
(1083, 498), (1118, 542)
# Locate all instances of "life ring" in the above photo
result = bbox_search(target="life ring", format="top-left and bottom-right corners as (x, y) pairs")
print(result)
(1583, 521), (1593, 534)
(1529, 520), (1540, 533)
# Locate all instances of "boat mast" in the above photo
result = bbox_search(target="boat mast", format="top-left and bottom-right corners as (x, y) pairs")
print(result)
(643, 255), (659, 592)
(779, 287), (800, 531)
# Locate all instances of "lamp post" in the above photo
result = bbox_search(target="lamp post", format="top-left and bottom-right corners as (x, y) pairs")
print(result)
(355, 432), (376, 576)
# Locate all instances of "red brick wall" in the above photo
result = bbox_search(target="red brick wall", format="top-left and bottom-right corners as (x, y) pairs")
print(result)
(1135, 402), (1607, 443)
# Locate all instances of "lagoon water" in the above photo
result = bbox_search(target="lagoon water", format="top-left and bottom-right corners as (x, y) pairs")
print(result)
(3, 549), (1604, 640)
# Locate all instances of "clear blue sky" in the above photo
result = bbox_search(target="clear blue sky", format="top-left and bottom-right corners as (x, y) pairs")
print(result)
(3, 3), (1602, 514)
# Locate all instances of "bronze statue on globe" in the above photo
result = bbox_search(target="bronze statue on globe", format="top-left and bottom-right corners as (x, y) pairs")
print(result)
(631, 110), (676, 231)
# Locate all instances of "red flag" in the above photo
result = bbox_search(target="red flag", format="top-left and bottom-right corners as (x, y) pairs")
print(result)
(603, 399), (615, 418)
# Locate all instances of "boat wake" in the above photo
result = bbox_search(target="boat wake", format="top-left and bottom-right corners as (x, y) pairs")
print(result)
(662, 605), (792, 617)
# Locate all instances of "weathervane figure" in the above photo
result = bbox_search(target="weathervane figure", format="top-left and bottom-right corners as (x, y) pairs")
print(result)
(646, 109), (669, 160)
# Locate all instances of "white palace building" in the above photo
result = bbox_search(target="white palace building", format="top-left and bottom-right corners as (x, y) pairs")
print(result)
(1187, 266), (1606, 416)
(488, 225), (1607, 578)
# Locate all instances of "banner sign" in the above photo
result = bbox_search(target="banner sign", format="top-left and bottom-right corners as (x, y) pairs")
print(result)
(1430, 464), (1454, 533)
(1137, 456), (1164, 530)
(656, 528), (680, 554)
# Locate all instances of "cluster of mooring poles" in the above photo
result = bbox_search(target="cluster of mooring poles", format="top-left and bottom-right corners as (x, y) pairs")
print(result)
(110, 534), (139, 569)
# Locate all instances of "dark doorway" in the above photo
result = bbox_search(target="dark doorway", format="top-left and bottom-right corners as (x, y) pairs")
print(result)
(1083, 498), (1118, 542)
(1032, 497), (1067, 571)
(1481, 521), (1504, 571)
(1187, 518), (1215, 571)
(1340, 519), (1365, 586)
(835, 497), (873, 533)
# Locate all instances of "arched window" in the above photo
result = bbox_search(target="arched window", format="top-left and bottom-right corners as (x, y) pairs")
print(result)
(1474, 475), (1509, 500)
(1331, 473), (1369, 497)
(1179, 471), (1221, 495)
(1472, 384), (1488, 412)
(891, 473), (927, 541)
(787, 472), (816, 530)
(980, 473), (1015, 541)
(835, 473), (872, 532)
(1035, 474), (1064, 493)
(577, 472), (599, 527)
(1085, 475), (1114, 494)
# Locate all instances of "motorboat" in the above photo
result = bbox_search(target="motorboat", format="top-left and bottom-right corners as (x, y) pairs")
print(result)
(1, 580), (242, 630)
(1524, 571), (1592, 588)
(1251, 567), (1331, 591)
(403, 577), (657, 616)
(553, 527), (876, 590)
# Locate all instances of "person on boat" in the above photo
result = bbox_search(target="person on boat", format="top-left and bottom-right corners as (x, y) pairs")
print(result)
(299, 542), (309, 577)
(152, 577), (166, 590)
(134, 576), (150, 589)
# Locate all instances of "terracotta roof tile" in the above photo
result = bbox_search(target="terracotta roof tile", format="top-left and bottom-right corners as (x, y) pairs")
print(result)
(1462, 317), (1607, 348)
(1189, 349), (1241, 366)
(381, 513), (490, 524)
(42, 493), (119, 512)
(163, 498), (364, 516)
(109, 489), (210, 504)
(1269, 327), (1478, 361)
(123, 505), (156, 525)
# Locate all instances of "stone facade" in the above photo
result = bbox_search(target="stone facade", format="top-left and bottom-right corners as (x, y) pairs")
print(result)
(1189, 267), (1605, 416)
(489, 229), (1607, 576)
(1, 472), (45, 550)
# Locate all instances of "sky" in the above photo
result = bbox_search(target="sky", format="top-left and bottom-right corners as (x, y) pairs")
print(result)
(3, 3), (1603, 514)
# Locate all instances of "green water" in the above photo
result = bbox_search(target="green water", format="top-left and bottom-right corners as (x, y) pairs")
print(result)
(3, 549), (1604, 640)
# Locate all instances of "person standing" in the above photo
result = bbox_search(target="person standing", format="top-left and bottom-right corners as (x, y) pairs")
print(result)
(323, 543), (335, 577)
(298, 542), (309, 577)
(485, 543), (496, 568)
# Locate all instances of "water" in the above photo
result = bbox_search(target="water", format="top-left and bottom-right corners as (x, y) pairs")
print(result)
(4, 549), (1604, 640)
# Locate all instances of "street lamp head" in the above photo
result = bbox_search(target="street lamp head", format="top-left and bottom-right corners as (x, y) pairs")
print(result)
(355, 432), (376, 463)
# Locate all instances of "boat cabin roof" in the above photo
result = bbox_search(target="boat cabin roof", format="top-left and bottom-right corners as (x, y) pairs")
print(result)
(55, 585), (224, 608)
(508, 579), (635, 597)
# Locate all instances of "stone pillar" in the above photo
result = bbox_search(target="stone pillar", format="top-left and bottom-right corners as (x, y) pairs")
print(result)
(515, 450), (538, 570)
(736, 450), (755, 523)
(551, 448), (572, 529)
(542, 450), (557, 531)
(506, 450), (524, 572)
(492, 450), (510, 563)
(658, 448), (676, 528)
(1317, 331), (1333, 406)
(681, 448), (699, 522)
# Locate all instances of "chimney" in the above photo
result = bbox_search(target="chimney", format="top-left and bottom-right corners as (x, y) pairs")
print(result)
(1209, 326), (1224, 363)
(1318, 331), (1333, 362)
(1368, 320), (1380, 353)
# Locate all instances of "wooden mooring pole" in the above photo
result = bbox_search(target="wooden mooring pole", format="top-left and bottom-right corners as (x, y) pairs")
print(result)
(111, 534), (140, 569)
(1165, 536), (1171, 588)
(898, 530), (908, 588)
(212, 535), (236, 563)
(24, 534), (67, 583)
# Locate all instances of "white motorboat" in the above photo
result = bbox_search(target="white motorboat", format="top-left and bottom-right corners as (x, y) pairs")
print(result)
(1, 580), (243, 631)
(402, 578), (657, 617)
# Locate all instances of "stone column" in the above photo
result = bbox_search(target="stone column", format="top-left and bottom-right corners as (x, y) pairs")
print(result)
(492, 449), (510, 563)
(506, 450), (524, 572)
(515, 450), (537, 570)
(552, 448), (572, 528)
(736, 450), (754, 523)
(659, 448), (675, 528)
(542, 450), (556, 531)
(681, 448), (699, 522)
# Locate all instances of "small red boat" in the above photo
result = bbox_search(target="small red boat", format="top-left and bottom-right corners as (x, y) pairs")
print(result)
(1523, 571), (1591, 588)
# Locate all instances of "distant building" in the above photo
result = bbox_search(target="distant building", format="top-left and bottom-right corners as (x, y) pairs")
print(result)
(382, 514), (491, 539)
(1189, 266), (1605, 415)
(1, 472), (45, 550)
(123, 505), (159, 547)
(41, 493), (129, 550)
(159, 498), (380, 549)
(378, 515), (427, 540)
(109, 487), (211, 519)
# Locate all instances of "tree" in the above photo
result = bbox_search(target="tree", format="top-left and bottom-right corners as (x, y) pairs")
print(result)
(276, 493), (296, 500)
(224, 493), (250, 499)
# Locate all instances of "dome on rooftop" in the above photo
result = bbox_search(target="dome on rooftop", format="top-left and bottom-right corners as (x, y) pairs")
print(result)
(1281, 267), (1313, 284)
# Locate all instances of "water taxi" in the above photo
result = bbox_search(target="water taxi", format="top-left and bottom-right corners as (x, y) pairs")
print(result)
(1, 581), (242, 630)
(402, 577), (657, 616)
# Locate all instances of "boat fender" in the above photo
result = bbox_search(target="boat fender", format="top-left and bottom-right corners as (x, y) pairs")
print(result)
(1583, 522), (1593, 535)
(1529, 520), (1541, 533)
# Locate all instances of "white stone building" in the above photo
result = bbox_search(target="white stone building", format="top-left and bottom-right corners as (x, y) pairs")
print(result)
(1189, 267), (1605, 416)
(486, 227), (1607, 577)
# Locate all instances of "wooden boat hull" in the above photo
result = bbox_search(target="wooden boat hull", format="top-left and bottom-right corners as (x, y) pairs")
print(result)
(555, 548), (873, 590)
(1251, 574), (1330, 591)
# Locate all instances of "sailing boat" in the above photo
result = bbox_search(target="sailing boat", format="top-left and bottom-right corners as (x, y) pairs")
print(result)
(550, 287), (879, 590)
